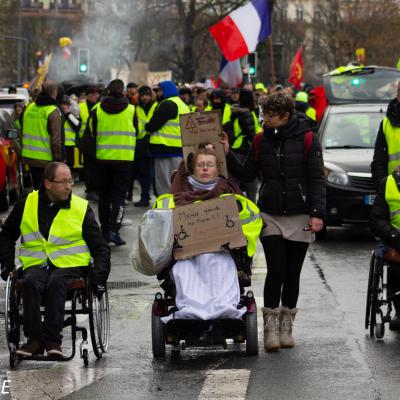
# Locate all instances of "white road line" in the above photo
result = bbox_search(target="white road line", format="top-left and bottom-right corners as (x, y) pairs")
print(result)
(198, 369), (251, 400)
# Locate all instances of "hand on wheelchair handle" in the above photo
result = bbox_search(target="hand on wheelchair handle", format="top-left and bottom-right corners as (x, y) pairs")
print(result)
(1, 265), (14, 281)
(92, 283), (107, 300)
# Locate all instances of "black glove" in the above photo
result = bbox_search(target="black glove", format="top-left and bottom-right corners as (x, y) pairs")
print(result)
(91, 282), (107, 300)
(1, 265), (14, 282)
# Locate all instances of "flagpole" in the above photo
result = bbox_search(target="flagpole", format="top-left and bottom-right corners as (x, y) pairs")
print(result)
(267, 35), (276, 87)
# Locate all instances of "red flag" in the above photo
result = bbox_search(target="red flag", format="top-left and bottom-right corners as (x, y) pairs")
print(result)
(288, 48), (303, 89)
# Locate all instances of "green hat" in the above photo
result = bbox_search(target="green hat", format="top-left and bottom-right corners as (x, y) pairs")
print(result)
(295, 91), (308, 103)
(255, 82), (267, 92)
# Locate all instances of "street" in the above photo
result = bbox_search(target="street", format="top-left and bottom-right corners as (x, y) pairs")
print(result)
(0, 184), (398, 400)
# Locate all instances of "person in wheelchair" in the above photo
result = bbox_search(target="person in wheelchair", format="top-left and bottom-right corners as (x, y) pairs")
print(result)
(0, 162), (111, 357)
(370, 165), (400, 330)
(153, 143), (262, 323)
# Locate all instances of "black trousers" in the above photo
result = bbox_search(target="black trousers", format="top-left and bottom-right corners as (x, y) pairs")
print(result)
(388, 263), (400, 313)
(83, 155), (98, 193)
(261, 235), (309, 309)
(30, 167), (44, 190)
(22, 265), (86, 343)
(97, 163), (132, 234)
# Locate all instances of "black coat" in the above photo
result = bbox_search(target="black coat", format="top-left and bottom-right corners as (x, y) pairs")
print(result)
(371, 98), (400, 190)
(370, 173), (400, 252)
(0, 188), (111, 284)
(227, 113), (326, 218)
(230, 108), (256, 154)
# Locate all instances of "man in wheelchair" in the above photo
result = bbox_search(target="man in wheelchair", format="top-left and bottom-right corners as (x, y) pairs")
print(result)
(0, 162), (110, 357)
(370, 166), (400, 330)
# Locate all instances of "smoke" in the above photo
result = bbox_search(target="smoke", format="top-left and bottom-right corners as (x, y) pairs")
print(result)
(49, 0), (143, 83)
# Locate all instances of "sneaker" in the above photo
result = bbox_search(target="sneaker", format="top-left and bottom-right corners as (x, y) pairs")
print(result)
(45, 341), (63, 357)
(134, 199), (150, 207)
(16, 338), (44, 356)
(109, 231), (126, 246)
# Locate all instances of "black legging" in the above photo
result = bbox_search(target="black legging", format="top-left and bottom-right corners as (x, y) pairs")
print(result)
(261, 235), (309, 309)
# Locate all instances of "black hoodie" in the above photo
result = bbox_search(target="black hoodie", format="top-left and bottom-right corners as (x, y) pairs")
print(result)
(227, 112), (325, 218)
(371, 98), (400, 189)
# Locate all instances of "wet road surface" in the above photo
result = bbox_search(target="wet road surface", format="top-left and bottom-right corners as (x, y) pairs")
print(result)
(0, 186), (398, 399)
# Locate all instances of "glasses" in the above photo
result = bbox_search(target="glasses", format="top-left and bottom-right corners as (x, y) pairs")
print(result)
(196, 162), (216, 169)
(263, 112), (280, 119)
(50, 179), (74, 186)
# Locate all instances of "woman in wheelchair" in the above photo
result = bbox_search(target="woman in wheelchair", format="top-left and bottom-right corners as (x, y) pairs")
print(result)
(153, 144), (262, 324)
(370, 166), (400, 330)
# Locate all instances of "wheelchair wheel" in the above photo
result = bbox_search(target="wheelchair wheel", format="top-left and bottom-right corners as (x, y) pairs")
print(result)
(369, 257), (383, 338)
(245, 311), (258, 356)
(151, 309), (165, 358)
(88, 289), (110, 359)
(5, 275), (21, 360)
(365, 252), (375, 330)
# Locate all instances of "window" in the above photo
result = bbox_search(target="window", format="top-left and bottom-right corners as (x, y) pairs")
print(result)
(296, 4), (304, 21)
(282, 2), (288, 19)
(314, 5), (321, 20)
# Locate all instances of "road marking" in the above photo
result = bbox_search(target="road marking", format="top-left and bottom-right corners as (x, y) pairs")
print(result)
(7, 366), (120, 400)
(198, 369), (251, 400)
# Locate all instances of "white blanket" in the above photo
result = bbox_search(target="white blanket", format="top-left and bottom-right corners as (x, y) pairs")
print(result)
(161, 252), (246, 323)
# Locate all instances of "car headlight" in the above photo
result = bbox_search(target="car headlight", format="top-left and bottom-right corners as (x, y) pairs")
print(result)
(324, 162), (350, 186)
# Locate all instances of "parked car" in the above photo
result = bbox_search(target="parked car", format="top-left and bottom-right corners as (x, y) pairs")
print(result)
(318, 65), (400, 238)
(0, 87), (29, 116)
(0, 110), (23, 211)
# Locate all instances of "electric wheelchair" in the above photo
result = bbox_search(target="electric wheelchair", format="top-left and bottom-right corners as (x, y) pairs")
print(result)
(151, 248), (258, 358)
(4, 266), (110, 368)
(365, 250), (400, 339)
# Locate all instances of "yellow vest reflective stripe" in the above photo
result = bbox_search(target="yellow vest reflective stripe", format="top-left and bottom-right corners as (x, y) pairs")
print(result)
(220, 194), (262, 257)
(19, 191), (91, 269)
(22, 103), (57, 161)
(385, 175), (400, 229)
(153, 193), (262, 257)
(306, 106), (316, 121)
(383, 117), (400, 175)
(79, 102), (89, 139)
(222, 103), (232, 125)
(150, 97), (190, 148)
(64, 120), (76, 147)
(96, 104), (136, 161)
(136, 102), (157, 140)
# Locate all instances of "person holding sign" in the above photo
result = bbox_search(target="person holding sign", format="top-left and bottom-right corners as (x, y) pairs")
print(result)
(222, 92), (325, 352)
(153, 144), (262, 323)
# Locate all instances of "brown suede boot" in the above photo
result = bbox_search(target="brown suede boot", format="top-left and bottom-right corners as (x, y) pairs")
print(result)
(262, 307), (281, 352)
(279, 307), (298, 348)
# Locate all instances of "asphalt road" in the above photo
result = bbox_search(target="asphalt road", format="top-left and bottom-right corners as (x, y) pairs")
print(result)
(0, 185), (398, 400)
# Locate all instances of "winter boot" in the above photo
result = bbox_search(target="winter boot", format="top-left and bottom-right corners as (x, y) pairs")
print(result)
(262, 307), (281, 352)
(279, 306), (298, 348)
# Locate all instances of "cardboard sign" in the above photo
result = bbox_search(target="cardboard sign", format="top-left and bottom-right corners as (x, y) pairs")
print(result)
(180, 110), (228, 178)
(172, 196), (247, 260)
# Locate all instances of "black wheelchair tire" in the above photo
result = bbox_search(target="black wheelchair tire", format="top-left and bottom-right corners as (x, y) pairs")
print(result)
(245, 311), (258, 356)
(88, 289), (110, 359)
(365, 252), (375, 330)
(151, 310), (166, 358)
(369, 258), (381, 338)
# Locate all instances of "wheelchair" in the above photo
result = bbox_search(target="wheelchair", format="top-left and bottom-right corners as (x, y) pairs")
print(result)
(365, 250), (400, 339)
(4, 267), (110, 368)
(151, 250), (258, 358)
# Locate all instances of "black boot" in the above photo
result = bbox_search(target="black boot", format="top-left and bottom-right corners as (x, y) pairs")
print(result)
(134, 198), (150, 207)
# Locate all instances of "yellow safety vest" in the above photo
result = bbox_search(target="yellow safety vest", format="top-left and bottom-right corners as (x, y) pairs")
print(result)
(222, 103), (232, 125)
(19, 191), (91, 270)
(152, 193), (262, 257)
(136, 102), (157, 140)
(22, 103), (58, 161)
(383, 117), (400, 175)
(64, 119), (76, 147)
(79, 101), (89, 139)
(385, 174), (400, 230)
(252, 111), (262, 134)
(150, 96), (190, 148)
(96, 104), (136, 162)
(306, 106), (316, 121)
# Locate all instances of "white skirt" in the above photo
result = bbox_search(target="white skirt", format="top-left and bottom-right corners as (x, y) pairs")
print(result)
(161, 252), (246, 323)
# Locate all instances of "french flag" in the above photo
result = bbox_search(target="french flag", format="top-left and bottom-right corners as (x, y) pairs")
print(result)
(210, 0), (271, 62)
(215, 56), (243, 88)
